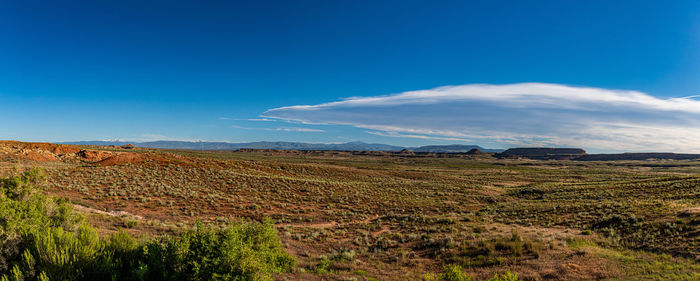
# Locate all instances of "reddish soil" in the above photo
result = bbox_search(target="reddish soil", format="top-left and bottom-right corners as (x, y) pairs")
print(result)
(0, 140), (145, 166)
(77, 150), (114, 162)
(0, 140), (82, 154)
(18, 150), (59, 162)
(95, 153), (145, 166)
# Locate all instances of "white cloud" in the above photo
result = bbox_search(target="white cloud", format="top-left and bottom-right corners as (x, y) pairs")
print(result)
(366, 131), (473, 142)
(230, 125), (324, 133)
(262, 83), (700, 153)
(99, 138), (128, 142)
(247, 118), (276, 122)
(136, 134), (227, 143)
(274, 127), (325, 132)
(138, 134), (172, 141)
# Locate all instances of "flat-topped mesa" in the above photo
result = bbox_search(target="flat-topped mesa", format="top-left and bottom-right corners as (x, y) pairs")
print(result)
(575, 152), (700, 161)
(498, 147), (587, 160)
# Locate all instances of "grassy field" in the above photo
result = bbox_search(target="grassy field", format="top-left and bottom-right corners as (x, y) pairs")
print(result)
(1, 146), (698, 280)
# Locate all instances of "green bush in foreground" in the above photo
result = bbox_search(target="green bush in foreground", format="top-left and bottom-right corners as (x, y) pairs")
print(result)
(0, 167), (294, 281)
(423, 264), (520, 281)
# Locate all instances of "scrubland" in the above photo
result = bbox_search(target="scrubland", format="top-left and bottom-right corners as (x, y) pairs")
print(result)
(0, 143), (698, 280)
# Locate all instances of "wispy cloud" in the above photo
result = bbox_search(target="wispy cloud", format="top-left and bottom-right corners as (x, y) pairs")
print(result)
(138, 134), (174, 141)
(136, 134), (229, 143)
(230, 125), (324, 132)
(366, 131), (473, 142)
(262, 83), (700, 152)
(247, 118), (276, 122)
(99, 138), (128, 142)
(274, 127), (325, 132)
(219, 117), (277, 122)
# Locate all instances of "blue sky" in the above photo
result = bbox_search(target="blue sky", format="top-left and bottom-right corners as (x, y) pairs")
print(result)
(1, 1), (699, 152)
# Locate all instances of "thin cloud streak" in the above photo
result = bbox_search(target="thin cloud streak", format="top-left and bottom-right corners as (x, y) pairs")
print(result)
(262, 83), (700, 153)
(230, 125), (324, 132)
(366, 131), (473, 142)
(274, 127), (325, 132)
(136, 134), (229, 143)
(267, 83), (700, 113)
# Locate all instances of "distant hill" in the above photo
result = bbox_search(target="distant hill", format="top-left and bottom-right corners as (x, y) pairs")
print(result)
(224, 141), (405, 151)
(498, 147), (587, 160)
(65, 140), (132, 146)
(60, 140), (508, 153)
(412, 145), (503, 153)
(574, 153), (700, 161)
(46, 141), (700, 160)
(501, 147), (586, 156)
(61, 140), (406, 151)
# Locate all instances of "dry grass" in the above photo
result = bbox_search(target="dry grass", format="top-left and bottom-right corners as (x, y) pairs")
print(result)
(1, 143), (698, 280)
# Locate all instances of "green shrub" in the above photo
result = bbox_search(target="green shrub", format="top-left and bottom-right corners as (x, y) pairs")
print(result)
(314, 256), (333, 274)
(141, 220), (295, 281)
(124, 219), (139, 229)
(423, 272), (438, 281)
(0, 168), (295, 281)
(424, 268), (520, 281)
(486, 271), (520, 281)
(439, 264), (472, 281)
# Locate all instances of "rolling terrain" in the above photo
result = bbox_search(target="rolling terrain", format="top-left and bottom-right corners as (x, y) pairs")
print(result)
(0, 141), (698, 280)
(60, 140), (504, 153)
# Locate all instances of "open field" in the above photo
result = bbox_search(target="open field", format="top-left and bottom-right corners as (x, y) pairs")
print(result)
(1, 142), (698, 280)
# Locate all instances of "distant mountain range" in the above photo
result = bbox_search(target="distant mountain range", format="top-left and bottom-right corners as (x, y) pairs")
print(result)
(51, 141), (700, 160)
(60, 140), (504, 153)
(412, 145), (503, 153)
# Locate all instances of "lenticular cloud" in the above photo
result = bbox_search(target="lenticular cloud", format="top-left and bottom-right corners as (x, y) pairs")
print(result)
(262, 83), (700, 153)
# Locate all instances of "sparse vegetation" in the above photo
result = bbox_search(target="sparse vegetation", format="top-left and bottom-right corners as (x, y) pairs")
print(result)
(0, 168), (294, 281)
(423, 265), (521, 281)
(1, 142), (698, 280)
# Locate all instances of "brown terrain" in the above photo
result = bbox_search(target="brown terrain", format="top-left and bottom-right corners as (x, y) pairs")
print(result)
(0, 141), (698, 280)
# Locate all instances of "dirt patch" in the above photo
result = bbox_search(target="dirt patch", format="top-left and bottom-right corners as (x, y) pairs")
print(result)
(18, 149), (59, 161)
(73, 204), (144, 220)
(679, 207), (700, 217)
(77, 150), (114, 162)
(95, 153), (144, 166)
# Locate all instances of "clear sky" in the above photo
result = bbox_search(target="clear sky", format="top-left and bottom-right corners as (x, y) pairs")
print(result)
(1, 1), (699, 152)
